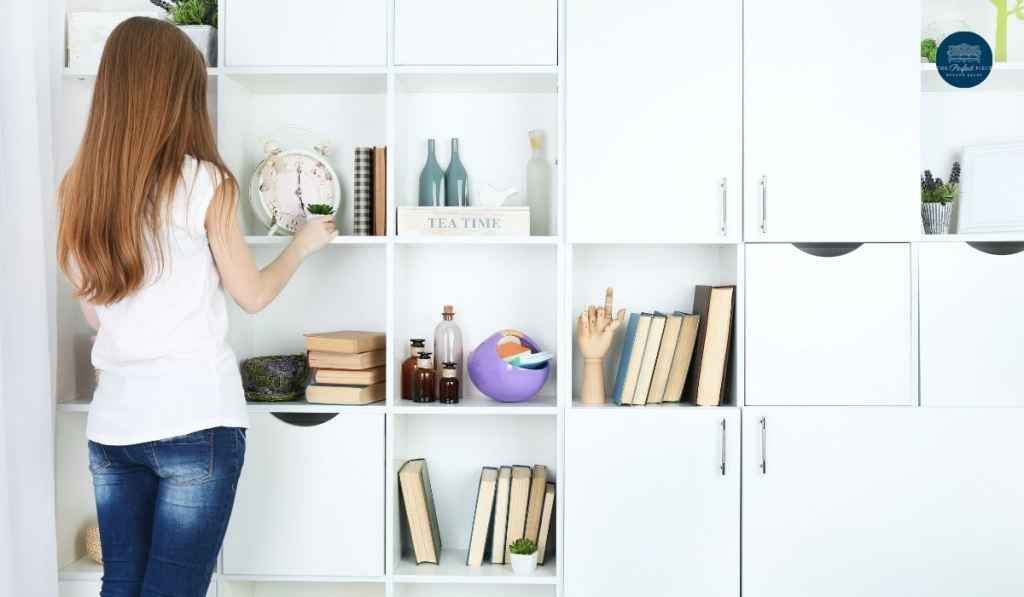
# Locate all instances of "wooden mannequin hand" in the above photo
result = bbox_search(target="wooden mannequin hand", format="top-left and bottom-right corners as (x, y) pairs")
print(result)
(576, 288), (627, 360)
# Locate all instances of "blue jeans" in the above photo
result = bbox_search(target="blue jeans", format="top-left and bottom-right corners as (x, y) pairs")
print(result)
(88, 427), (246, 597)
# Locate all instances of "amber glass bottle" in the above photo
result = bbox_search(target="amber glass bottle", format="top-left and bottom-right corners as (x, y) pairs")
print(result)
(439, 361), (460, 404)
(401, 339), (426, 400)
(412, 352), (437, 403)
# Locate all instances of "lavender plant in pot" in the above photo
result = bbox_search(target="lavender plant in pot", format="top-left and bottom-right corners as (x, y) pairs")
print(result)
(151, 0), (217, 66)
(509, 538), (539, 575)
(921, 162), (959, 234)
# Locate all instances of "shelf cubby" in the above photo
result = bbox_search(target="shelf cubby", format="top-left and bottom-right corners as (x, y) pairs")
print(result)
(391, 414), (558, 584)
(393, 73), (558, 237)
(392, 243), (558, 406)
(217, 73), (386, 237)
(394, 585), (555, 597)
(570, 243), (741, 407)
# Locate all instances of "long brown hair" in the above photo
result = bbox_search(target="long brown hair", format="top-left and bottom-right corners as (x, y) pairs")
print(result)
(58, 17), (236, 305)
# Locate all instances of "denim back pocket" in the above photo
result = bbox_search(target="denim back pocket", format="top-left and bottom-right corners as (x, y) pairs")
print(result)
(153, 429), (214, 485)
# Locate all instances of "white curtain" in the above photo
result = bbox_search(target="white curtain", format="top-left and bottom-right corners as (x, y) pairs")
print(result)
(0, 0), (60, 595)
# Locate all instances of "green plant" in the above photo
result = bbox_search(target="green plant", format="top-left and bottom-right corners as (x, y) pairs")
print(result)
(509, 538), (537, 556)
(921, 161), (960, 204)
(921, 38), (938, 63)
(306, 203), (336, 216)
(150, 0), (217, 27)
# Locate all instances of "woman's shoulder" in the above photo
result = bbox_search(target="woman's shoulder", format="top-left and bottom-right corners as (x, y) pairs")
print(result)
(181, 155), (227, 195)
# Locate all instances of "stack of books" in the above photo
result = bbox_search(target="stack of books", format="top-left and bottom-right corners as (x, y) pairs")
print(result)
(466, 464), (555, 568)
(611, 285), (736, 406)
(304, 331), (386, 404)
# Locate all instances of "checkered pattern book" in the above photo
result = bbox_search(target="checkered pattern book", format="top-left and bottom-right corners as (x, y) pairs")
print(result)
(353, 147), (373, 236)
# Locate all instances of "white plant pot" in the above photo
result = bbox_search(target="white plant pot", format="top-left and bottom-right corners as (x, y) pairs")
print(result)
(179, 25), (217, 66)
(510, 552), (538, 575)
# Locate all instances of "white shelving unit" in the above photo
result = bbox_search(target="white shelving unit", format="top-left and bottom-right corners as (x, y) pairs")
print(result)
(51, 1), (1024, 597)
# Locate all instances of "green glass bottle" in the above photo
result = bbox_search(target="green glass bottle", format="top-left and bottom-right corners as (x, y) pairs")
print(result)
(444, 138), (468, 207)
(419, 139), (444, 207)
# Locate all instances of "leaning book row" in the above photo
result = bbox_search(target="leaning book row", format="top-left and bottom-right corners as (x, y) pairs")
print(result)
(613, 285), (735, 406)
(399, 459), (555, 569)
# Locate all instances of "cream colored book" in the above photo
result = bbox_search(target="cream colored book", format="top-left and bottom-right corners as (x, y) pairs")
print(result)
(619, 313), (653, 405)
(524, 465), (548, 543)
(312, 366), (385, 386)
(536, 483), (555, 565)
(305, 382), (384, 405)
(662, 313), (701, 403)
(647, 313), (684, 404)
(631, 313), (667, 405)
(490, 466), (512, 564)
(692, 286), (735, 407)
(466, 467), (498, 567)
(307, 350), (385, 370)
(398, 459), (442, 564)
(504, 465), (532, 562)
(304, 331), (385, 354)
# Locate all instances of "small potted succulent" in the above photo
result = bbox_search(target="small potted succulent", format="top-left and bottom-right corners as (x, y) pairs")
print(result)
(150, 0), (218, 66)
(306, 203), (336, 221)
(921, 162), (960, 234)
(508, 538), (539, 575)
(921, 38), (938, 63)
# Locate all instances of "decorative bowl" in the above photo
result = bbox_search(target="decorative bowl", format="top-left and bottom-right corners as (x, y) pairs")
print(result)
(240, 354), (309, 402)
(467, 330), (550, 403)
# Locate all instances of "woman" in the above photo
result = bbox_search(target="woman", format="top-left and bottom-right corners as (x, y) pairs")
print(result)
(57, 18), (335, 596)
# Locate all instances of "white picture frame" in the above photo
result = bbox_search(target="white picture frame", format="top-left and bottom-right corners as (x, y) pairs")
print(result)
(958, 141), (1024, 234)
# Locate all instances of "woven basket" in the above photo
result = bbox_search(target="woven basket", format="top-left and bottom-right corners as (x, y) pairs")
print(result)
(84, 525), (102, 565)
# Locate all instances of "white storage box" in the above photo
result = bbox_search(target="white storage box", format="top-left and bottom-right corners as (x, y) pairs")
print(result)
(397, 206), (530, 237)
(66, 12), (161, 73)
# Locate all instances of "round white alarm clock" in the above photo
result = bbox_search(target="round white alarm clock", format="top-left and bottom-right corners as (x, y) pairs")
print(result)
(250, 141), (341, 236)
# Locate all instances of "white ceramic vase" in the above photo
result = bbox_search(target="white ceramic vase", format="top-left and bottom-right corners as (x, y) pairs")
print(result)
(179, 25), (217, 66)
(510, 552), (538, 575)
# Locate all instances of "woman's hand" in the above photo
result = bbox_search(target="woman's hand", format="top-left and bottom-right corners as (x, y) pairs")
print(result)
(291, 217), (337, 257)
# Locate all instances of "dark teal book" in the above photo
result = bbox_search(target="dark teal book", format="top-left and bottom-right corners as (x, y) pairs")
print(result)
(610, 312), (640, 404)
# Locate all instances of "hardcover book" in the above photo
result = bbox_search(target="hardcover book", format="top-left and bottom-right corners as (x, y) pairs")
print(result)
(466, 467), (498, 567)
(662, 312), (701, 403)
(304, 331), (385, 354)
(504, 465), (532, 562)
(312, 366), (385, 386)
(685, 286), (735, 406)
(647, 312), (684, 404)
(307, 350), (385, 370)
(399, 459), (443, 565)
(305, 382), (384, 405)
(490, 466), (513, 564)
(632, 312), (667, 405)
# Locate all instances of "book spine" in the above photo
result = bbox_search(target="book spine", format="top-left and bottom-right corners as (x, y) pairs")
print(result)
(610, 313), (638, 404)
(354, 147), (373, 236)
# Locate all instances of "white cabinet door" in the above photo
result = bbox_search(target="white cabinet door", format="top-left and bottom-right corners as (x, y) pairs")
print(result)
(224, 0), (385, 66)
(744, 408), (1024, 597)
(567, 0), (741, 243)
(222, 412), (384, 577)
(745, 243), (913, 405)
(566, 409), (739, 597)
(744, 0), (919, 242)
(394, 0), (557, 65)
(920, 242), (1024, 406)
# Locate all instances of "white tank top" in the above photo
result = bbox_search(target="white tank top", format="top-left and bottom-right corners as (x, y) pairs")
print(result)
(88, 157), (249, 445)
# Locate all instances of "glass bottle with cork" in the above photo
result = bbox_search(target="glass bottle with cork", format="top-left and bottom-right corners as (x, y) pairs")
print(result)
(401, 338), (426, 400)
(433, 305), (463, 385)
(412, 352), (437, 403)
(439, 361), (460, 404)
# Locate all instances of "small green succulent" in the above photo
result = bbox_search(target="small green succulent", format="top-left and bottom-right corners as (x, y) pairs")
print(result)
(509, 538), (538, 556)
(306, 203), (336, 216)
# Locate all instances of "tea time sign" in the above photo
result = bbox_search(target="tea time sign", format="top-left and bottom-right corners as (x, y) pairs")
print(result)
(397, 207), (530, 236)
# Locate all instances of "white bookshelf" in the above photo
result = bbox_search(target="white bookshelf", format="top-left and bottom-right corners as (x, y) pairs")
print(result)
(52, 2), (1024, 597)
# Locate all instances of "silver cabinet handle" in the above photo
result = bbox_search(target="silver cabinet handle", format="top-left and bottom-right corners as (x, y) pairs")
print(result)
(720, 418), (727, 476)
(720, 178), (728, 236)
(760, 175), (768, 234)
(759, 417), (767, 474)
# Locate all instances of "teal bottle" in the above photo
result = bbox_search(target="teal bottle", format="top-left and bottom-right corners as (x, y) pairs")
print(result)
(419, 139), (444, 207)
(444, 138), (468, 207)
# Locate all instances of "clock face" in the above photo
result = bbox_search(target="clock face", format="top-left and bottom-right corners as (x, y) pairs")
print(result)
(252, 150), (339, 234)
